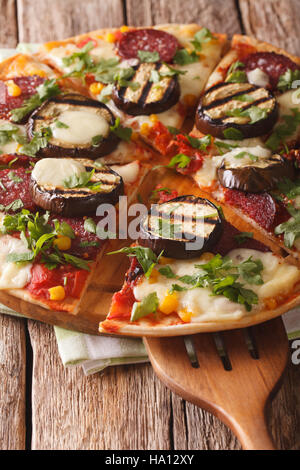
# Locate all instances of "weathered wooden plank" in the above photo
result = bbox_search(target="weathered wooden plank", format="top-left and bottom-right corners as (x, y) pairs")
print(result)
(269, 364), (300, 450)
(239, 0), (300, 56)
(0, 314), (26, 450)
(0, 0), (18, 47)
(126, 0), (242, 35)
(28, 321), (172, 450)
(17, 0), (125, 42)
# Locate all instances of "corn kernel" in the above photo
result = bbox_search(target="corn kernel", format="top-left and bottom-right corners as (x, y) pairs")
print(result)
(264, 298), (277, 310)
(148, 268), (159, 284)
(159, 256), (174, 265)
(150, 114), (158, 123)
(105, 32), (116, 43)
(16, 144), (22, 153)
(89, 82), (104, 95)
(159, 291), (179, 315)
(34, 70), (47, 78)
(178, 308), (193, 323)
(183, 94), (197, 108)
(120, 25), (130, 33)
(49, 286), (66, 301)
(53, 236), (72, 251)
(6, 80), (22, 97)
(140, 123), (150, 136)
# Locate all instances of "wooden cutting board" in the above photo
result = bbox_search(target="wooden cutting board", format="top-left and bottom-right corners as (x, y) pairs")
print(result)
(0, 168), (286, 335)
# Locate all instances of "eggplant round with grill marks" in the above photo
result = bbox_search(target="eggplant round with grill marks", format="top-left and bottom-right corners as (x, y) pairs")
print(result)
(112, 63), (180, 115)
(27, 93), (120, 159)
(139, 195), (223, 259)
(30, 158), (124, 217)
(217, 151), (295, 193)
(195, 82), (278, 139)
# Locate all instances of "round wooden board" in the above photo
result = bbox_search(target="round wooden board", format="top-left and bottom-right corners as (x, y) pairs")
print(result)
(0, 169), (294, 336)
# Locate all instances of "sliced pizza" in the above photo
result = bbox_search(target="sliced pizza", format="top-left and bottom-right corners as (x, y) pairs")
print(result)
(37, 24), (227, 154)
(99, 194), (300, 336)
(163, 35), (300, 262)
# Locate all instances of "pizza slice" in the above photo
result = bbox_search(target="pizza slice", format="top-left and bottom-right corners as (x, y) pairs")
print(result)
(99, 193), (300, 336)
(165, 35), (300, 263)
(37, 24), (227, 154)
(0, 53), (154, 314)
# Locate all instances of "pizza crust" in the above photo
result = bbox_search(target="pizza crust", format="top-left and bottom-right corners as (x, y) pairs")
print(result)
(99, 288), (300, 337)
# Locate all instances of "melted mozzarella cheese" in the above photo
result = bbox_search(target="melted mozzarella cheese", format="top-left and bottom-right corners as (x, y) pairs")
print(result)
(32, 158), (85, 187)
(133, 249), (300, 322)
(0, 120), (26, 155)
(247, 68), (269, 88)
(0, 235), (32, 289)
(194, 145), (270, 187)
(51, 109), (110, 145)
(219, 145), (271, 168)
(110, 161), (140, 184)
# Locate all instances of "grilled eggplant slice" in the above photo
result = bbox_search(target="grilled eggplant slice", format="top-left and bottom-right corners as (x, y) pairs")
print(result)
(217, 153), (295, 193)
(30, 158), (124, 217)
(139, 195), (223, 259)
(196, 82), (278, 139)
(112, 63), (180, 115)
(27, 93), (120, 159)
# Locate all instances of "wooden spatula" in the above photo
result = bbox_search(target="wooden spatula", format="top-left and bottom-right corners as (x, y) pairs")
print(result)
(144, 317), (290, 450)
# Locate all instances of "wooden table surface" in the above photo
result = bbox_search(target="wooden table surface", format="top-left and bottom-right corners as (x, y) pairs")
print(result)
(1, 0), (300, 450)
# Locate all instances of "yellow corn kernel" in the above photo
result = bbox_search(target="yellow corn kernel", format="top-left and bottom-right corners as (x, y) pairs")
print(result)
(148, 268), (159, 284)
(6, 80), (22, 97)
(89, 82), (104, 95)
(183, 94), (197, 108)
(34, 69), (47, 78)
(186, 47), (193, 54)
(16, 144), (22, 153)
(264, 298), (277, 310)
(120, 25), (130, 33)
(159, 256), (174, 265)
(131, 131), (139, 142)
(159, 291), (179, 315)
(150, 114), (158, 123)
(53, 236), (72, 251)
(49, 286), (65, 301)
(178, 308), (193, 323)
(105, 32), (116, 43)
(140, 122), (150, 136)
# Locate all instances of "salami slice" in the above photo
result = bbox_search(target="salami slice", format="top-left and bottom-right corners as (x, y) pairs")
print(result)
(0, 75), (44, 120)
(224, 189), (277, 231)
(117, 28), (179, 63)
(243, 52), (299, 90)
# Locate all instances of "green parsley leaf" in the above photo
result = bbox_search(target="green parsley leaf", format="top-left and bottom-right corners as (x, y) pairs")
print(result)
(167, 153), (191, 169)
(277, 69), (300, 92)
(158, 265), (176, 279)
(63, 253), (91, 271)
(55, 120), (69, 128)
(173, 48), (198, 65)
(138, 50), (160, 63)
(8, 171), (23, 183)
(84, 218), (97, 234)
(131, 292), (159, 322)
(63, 169), (102, 192)
(19, 126), (53, 157)
(266, 108), (300, 151)
(110, 117), (132, 142)
(11, 79), (61, 122)
(191, 28), (216, 52)
(186, 134), (211, 150)
(107, 246), (163, 279)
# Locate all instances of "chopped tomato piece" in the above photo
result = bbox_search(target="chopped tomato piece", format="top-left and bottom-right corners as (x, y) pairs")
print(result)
(76, 37), (97, 48)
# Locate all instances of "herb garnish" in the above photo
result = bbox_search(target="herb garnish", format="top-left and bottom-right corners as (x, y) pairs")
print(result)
(266, 108), (300, 151)
(107, 246), (163, 279)
(225, 61), (247, 83)
(138, 50), (160, 63)
(11, 79), (61, 123)
(277, 69), (300, 92)
(63, 169), (102, 192)
(110, 117), (132, 142)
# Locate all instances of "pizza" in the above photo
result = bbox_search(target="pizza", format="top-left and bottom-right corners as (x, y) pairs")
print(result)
(98, 33), (300, 336)
(37, 24), (227, 154)
(0, 25), (300, 334)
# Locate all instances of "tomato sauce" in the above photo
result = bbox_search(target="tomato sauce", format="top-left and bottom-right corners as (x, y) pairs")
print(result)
(27, 263), (89, 300)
